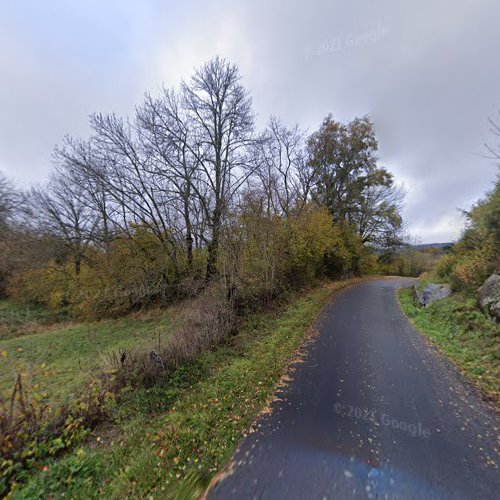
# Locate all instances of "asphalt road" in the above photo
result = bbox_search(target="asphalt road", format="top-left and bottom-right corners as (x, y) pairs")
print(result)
(209, 278), (499, 500)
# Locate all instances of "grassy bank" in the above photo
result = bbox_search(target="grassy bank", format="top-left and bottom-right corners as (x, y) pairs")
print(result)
(0, 309), (173, 405)
(397, 287), (500, 407)
(0, 301), (59, 341)
(8, 279), (354, 499)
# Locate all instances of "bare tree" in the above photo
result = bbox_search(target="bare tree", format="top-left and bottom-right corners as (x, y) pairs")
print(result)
(0, 172), (20, 295)
(182, 57), (254, 278)
(54, 137), (118, 251)
(485, 109), (500, 163)
(0, 171), (19, 229)
(29, 170), (98, 275)
(137, 89), (199, 270)
(253, 117), (313, 217)
(89, 112), (182, 275)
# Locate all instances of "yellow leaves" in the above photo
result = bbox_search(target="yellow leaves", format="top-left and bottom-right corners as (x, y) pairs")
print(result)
(236, 203), (350, 292)
(7, 263), (75, 313)
(48, 290), (64, 311)
(1, 350), (8, 357)
(78, 401), (89, 411)
(285, 205), (341, 278)
(104, 390), (115, 402)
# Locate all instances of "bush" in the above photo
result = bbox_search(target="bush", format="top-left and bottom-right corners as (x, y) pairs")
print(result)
(7, 264), (74, 312)
(225, 198), (287, 306)
(71, 227), (190, 319)
(108, 284), (236, 388)
(220, 203), (360, 307)
(6, 226), (203, 320)
(434, 253), (457, 281)
(434, 234), (497, 293)
(434, 179), (500, 293)
(285, 206), (338, 284)
(0, 368), (114, 497)
(5, 200), (377, 320)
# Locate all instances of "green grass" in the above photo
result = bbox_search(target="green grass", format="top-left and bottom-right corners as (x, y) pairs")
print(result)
(10, 279), (354, 499)
(0, 310), (173, 405)
(0, 300), (59, 341)
(397, 287), (500, 406)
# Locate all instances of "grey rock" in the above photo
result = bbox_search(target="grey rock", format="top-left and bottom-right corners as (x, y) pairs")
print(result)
(414, 282), (452, 307)
(478, 273), (500, 321)
(149, 350), (165, 370)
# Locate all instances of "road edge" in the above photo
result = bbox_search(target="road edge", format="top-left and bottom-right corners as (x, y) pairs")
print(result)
(395, 286), (499, 414)
(201, 276), (370, 499)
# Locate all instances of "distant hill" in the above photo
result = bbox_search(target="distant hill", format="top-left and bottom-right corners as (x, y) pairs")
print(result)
(411, 242), (453, 250)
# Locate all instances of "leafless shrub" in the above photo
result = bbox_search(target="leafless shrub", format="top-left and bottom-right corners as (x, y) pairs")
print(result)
(106, 283), (237, 387)
(175, 275), (206, 300)
(0, 373), (47, 445)
(0, 370), (114, 496)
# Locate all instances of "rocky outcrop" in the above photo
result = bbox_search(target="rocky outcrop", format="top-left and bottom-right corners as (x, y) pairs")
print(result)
(478, 273), (500, 321)
(414, 282), (452, 307)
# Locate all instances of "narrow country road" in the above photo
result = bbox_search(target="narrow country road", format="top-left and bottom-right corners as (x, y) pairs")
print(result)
(209, 278), (499, 500)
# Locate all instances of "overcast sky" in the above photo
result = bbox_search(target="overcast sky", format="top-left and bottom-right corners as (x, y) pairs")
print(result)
(1, 0), (499, 243)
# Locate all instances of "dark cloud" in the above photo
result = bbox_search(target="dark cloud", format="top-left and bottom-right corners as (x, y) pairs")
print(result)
(1, 0), (499, 242)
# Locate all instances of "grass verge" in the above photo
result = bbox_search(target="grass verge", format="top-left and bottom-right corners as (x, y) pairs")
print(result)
(10, 279), (355, 499)
(0, 301), (60, 341)
(0, 309), (173, 405)
(397, 287), (499, 408)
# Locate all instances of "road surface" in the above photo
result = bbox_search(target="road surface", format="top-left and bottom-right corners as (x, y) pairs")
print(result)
(209, 278), (499, 500)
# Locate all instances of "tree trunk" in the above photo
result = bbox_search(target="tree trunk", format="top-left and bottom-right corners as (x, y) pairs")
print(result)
(184, 190), (194, 270)
(206, 232), (219, 279)
(186, 234), (193, 269)
(206, 212), (221, 280)
(75, 253), (81, 276)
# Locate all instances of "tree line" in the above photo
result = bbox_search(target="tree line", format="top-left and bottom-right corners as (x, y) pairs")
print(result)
(0, 57), (404, 318)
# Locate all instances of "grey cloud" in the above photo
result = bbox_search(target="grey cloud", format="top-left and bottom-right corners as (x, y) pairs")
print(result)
(1, 0), (499, 242)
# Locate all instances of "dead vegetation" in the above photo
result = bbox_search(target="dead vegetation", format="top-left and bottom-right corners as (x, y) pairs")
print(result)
(105, 283), (237, 388)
